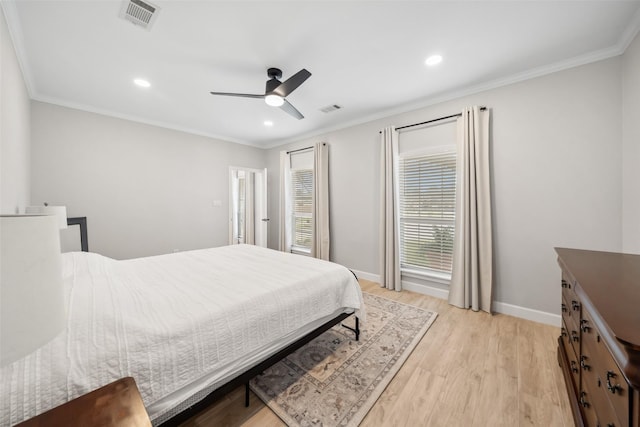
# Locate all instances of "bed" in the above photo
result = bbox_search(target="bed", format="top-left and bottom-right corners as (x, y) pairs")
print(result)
(0, 244), (363, 425)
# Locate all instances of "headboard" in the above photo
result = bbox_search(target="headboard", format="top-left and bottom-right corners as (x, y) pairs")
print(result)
(66, 217), (88, 252)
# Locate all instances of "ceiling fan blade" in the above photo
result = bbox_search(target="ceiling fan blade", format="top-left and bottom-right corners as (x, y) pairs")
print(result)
(209, 92), (264, 99)
(272, 69), (311, 98)
(279, 99), (304, 120)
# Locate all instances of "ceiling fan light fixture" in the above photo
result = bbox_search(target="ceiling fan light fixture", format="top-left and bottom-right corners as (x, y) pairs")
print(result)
(265, 94), (284, 107)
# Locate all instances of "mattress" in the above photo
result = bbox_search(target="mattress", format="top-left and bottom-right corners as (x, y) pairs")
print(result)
(0, 244), (363, 425)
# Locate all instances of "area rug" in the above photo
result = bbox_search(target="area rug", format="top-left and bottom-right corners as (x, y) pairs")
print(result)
(250, 292), (437, 427)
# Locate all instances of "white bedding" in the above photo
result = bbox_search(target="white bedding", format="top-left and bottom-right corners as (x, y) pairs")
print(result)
(0, 244), (363, 425)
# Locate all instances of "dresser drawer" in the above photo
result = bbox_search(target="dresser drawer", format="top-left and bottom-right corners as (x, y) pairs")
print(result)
(562, 293), (581, 357)
(582, 384), (623, 427)
(561, 292), (579, 330)
(562, 289), (582, 336)
(561, 271), (575, 292)
(594, 393), (623, 427)
(581, 310), (630, 427)
(579, 386), (600, 427)
(562, 319), (581, 392)
(582, 343), (624, 427)
(595, 345), (629, 426)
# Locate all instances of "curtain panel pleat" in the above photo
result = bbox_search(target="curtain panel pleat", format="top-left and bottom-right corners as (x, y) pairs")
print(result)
(244, 171), (255, 245)
(279, 151), (292, 252)
(379, 127), (402, 291)
(448, 106), (493, 313)
(312, 142), (330, 260)
(280, 145), (329, 258)
(231, 170), (240, 244)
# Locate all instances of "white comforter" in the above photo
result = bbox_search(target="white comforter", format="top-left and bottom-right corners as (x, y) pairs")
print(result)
(0, 244), (363, 425)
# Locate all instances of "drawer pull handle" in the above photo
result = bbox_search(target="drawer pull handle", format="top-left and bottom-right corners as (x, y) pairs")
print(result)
(606, 371), (622, 394)
(570, 360), (579, 374)
(580, 319), (591, 333)
(571, 300), (580, 311)
(579, 391), (590, 408)
(561, 328), (568, 338)
(571, 330), (579, 342)
(561, 280), (568, 288)
(580, 355), (590, 371)
(561, 303), (567, 313)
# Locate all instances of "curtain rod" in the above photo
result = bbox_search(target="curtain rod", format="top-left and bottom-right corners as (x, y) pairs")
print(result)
(286, 142), (326, 155)
(379, 106), (487, 134)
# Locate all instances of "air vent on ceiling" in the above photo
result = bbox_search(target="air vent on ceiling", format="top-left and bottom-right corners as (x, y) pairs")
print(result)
(320, 104), (342, 113)
(119, 0), (160, 30)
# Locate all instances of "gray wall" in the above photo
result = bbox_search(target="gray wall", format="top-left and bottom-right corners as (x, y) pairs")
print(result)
(622, 32), (640, 253)
(1, 6), (31, 214)
(267, 56), (625, 315)
(31, 102), (266, 259)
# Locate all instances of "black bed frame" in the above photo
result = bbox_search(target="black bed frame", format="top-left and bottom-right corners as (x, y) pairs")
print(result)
(159, 313), (360, 426)
(67, 217), (89, 252)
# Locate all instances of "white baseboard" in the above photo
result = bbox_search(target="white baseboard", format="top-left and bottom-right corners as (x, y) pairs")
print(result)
(350, 269), (380, 283)
(492, 301), (561, 327)
(402, 280), (449, 300)
(351, 268), (560, 327)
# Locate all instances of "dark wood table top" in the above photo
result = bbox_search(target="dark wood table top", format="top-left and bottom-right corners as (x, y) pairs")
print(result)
(16, 377), (151, 427)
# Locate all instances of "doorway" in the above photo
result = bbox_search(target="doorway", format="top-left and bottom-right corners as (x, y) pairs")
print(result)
(229, 167), (268, 247)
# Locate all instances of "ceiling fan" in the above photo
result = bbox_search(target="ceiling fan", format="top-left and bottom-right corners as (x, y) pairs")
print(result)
(210, 67), (311, 120)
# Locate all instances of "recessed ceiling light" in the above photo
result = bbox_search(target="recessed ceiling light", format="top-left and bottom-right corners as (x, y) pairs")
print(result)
(134, 78), (151, 88)
(425, 55), (443, 66)
(264, 120), (274, 127)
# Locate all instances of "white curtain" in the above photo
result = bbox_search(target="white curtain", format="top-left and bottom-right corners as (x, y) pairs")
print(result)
(279, 151), (292, 252)
(448, 106), (493, 313)
(312, 142), (330, 260)
(379, 127), (401, 291)
(231, 170), (240, 243)
(244, 171), (255, 245)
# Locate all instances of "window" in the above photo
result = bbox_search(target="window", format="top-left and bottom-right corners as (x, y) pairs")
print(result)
(291, 168), (313, 251)
(398, 150), (456, 276)
(285, 149), (315, 253)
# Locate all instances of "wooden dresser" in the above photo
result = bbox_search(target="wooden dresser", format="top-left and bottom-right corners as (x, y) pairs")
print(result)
(556, 248), (640, 427)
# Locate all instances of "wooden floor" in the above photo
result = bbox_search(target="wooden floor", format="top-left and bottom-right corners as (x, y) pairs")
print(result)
(181, 279), (574, 427)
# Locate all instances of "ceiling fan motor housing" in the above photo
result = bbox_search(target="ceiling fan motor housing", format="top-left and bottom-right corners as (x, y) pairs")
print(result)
(266, 68), (283, 93)
(267, 68), (283, 80)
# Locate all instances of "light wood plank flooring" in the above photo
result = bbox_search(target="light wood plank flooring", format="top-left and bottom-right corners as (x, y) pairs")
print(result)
(181, 279), (573, 426)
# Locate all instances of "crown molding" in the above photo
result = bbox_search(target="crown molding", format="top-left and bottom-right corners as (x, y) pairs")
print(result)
(618, 4), (640, 53)
(32, 95), (262, 149)
(1, 0), (35, 98)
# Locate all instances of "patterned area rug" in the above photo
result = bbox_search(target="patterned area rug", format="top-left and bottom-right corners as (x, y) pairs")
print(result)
(250, 292), (437, 427)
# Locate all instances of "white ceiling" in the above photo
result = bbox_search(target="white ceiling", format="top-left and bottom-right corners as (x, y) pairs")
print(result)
(4, 0), (640, 148)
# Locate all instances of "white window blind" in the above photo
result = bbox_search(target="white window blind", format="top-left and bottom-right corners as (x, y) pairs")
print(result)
(399, 151), (456, 275)
(291, 168), (313, 250)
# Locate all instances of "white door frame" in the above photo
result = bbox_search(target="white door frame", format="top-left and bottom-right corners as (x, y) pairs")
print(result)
(228, 166), (268, 247)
